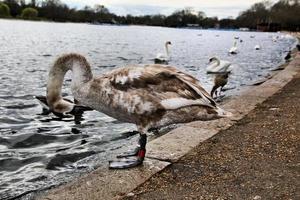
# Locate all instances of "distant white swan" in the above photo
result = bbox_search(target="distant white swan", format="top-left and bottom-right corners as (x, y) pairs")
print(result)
(44, 53), (231, 169)
(255, 45), (261, 50)
(155, 41), (171, 64)
(229, 41), (238, 54)
(206, 57), (232, 74)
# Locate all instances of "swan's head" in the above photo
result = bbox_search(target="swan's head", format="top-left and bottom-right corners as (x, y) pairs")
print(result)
(46, 95), (76, 118)
(165, 41), (172, 46)
(46, 97), (92, 118)
(209, 57), (219, 63)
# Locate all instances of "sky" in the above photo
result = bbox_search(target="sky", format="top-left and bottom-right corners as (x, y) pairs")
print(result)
(62, 0), (276, 19)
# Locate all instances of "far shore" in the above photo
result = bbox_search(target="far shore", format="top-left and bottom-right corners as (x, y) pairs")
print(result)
(1, 17), (298, 33)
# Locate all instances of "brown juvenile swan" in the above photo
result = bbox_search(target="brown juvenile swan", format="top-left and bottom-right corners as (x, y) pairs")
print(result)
(211, 73), (229, 98)
(45, 53), (231, 169)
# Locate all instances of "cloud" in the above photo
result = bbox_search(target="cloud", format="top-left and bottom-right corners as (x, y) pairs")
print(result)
(62, 0), (276, 18)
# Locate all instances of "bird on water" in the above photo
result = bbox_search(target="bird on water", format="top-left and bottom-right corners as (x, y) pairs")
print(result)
(229, 40), (238, 54)
(42, 53), (231, 169)
(206, 57), (232, 74)
(154, 41), (172, 64)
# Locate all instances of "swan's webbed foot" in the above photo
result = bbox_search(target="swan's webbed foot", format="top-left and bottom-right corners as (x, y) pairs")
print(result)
(109, 154), (144, 169)
(116, 147), (140, 158)
(109, 134), (147, 169)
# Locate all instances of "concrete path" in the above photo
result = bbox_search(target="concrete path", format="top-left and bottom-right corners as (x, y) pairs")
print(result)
(124, 66), (300, 199)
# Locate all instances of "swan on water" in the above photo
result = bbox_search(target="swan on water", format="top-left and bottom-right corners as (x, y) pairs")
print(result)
(229, 40), (238, 54)
(211, 72), (229, 98)
(43, 53), (231, 169)
(255, 45), (261, 50)
(206, 57), (232, 74)
(154, 41), (171, 64)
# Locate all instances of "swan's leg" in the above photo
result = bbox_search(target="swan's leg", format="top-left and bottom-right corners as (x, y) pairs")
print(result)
(116, 134), (146, 158)
(215, 89), (218, 98)
(109, 133), (147, 169)
(219, 87), (223, 96)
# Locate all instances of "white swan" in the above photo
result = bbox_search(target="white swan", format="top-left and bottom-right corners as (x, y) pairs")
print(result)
(206, 57), (232, 74)
(229, 40), (238, 54)
(45, 53), (231, 169)
(154, 41), (171, 64)
(255, 45), (261, 50)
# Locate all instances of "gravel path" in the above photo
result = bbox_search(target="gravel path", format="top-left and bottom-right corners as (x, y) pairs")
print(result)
(124, 72), (300, 200)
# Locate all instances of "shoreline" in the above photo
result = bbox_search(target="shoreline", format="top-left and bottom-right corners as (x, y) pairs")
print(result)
(0, 18), (298, 33)
(36, 37), (300, 200)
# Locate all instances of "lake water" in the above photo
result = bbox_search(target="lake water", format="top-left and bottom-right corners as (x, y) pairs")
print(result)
(0, 19), (297, 199)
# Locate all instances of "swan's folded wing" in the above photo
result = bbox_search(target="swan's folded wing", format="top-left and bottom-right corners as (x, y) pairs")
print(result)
(155, 53), (165, 60)
(219, 60), (232, 71)
(109, 65), (216, 112)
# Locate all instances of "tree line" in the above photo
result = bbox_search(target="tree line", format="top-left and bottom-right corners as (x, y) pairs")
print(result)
(0, 0), (299, 31)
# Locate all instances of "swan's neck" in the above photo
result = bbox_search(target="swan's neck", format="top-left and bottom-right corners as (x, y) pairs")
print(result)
(210, 58), (220, 66)
(233, 41), (237, 47)
(47, 54), (93, 113)
(71, 60), (93, 89)
(165, 44), (170, 58)
(215, 58), (220, 66)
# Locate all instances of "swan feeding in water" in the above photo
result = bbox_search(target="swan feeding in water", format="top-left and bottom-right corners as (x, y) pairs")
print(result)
(229, 40), (238, 54)
(35, 95), (92, 117)
(206, 57), (232, 74)
(154, 41), (171, 64)
(44, 53), (231, 169)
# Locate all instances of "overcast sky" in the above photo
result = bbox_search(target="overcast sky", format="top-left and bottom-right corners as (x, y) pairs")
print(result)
(63, 0), (276, 19)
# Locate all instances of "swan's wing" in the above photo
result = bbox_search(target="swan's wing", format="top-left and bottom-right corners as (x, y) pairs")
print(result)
(219, 60), (232, 71)
(206, 62), (218, 72)
(108, 65), (216, 114)
(155, 53), (169, 61)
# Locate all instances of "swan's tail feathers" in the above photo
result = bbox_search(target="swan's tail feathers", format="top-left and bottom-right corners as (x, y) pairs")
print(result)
(216, 106), (232, 118)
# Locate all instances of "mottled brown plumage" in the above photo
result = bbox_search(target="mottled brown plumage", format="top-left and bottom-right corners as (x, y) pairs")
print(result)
(211, 73), (229, 98)
(45, 53), (231, 168)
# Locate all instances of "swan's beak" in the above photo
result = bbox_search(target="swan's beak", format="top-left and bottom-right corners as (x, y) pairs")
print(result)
(35, 95), (49, 109)
(35, 95), (47, 104)
(68, 105), (93, 116)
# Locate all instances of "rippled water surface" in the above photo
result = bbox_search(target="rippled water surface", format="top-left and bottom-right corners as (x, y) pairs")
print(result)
(0, 19), (297, 199)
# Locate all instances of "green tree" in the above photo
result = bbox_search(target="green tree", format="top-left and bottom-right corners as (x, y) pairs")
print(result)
(21, 7), (38, 19)
(2, 0), (21, 16)
(0, 2), (10, 17)
(270, 0), (300, 30)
